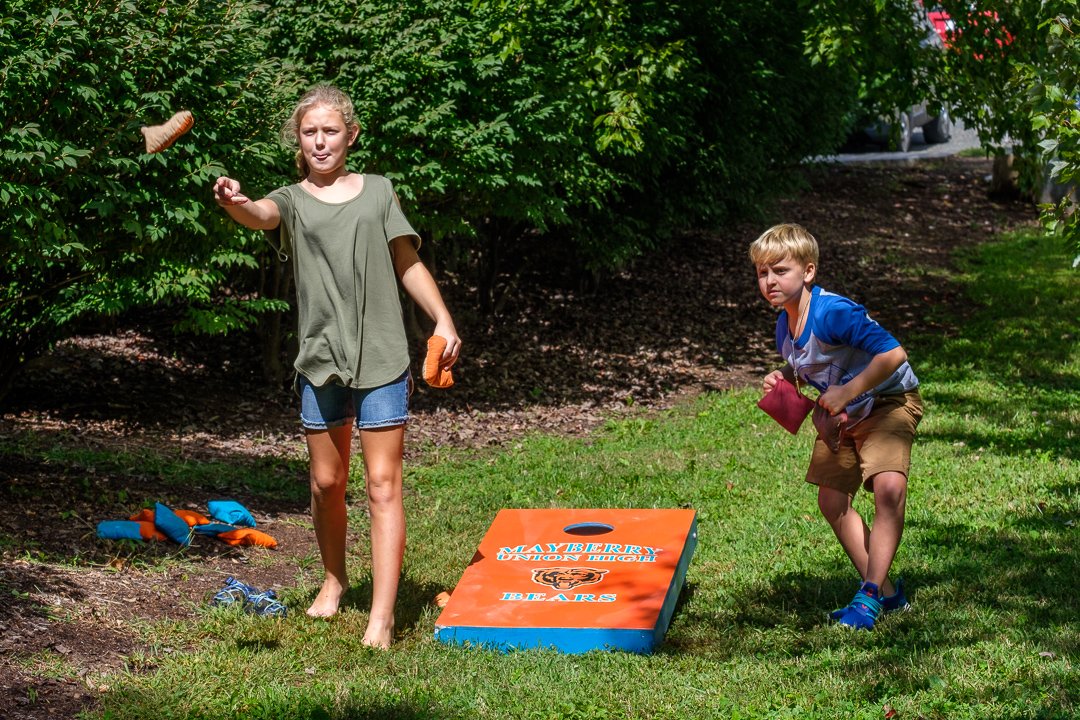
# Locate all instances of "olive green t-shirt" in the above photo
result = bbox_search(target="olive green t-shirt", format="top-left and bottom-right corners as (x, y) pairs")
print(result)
(266, 174), (420, 390)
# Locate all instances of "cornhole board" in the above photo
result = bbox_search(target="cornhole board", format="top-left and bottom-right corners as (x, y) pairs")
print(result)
(434, 508), (697, 654)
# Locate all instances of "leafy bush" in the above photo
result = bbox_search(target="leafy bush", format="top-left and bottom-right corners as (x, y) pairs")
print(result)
(803, 0), (942, 131)
(931, 2), (1079, 256)
(0, 0), (300, 400)
(584, 0), (859, 262)
(2, 0), (864, 397)
(268, 0), (664, 305)
(806, 0), (1080, 262)
(1023, 14), (1080, 260)
(269, 0), (857, 304)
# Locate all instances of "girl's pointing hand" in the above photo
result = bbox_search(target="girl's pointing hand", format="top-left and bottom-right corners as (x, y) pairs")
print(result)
(213, 176), (249, 206)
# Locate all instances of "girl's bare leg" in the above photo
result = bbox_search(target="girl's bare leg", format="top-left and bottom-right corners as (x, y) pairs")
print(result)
(305, 425), (353, 617)
(357, 425), (406, 648)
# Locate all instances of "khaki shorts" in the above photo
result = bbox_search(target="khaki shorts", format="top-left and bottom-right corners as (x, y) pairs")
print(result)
(806, 391), (923, 496)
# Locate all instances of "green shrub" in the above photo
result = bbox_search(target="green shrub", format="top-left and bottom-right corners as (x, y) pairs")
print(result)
(1023, 13), (1080, 258)
(1, 0), (865, 396)
(578, 0), (859, 266)
(270, 0), (857, 301)
(807, 1), (1080, 259)
(0, 0), (301, 400)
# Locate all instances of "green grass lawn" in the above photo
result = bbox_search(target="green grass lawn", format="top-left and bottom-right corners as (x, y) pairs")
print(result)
(85, 229), (1079, 718)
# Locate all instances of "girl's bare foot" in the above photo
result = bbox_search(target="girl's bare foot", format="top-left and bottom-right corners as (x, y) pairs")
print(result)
(361, 617), (395, 649)
(306, 577), (346, 618)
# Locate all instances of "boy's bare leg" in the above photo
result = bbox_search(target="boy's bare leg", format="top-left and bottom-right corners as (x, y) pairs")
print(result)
(817, 484), (897, 597)
(306, 425), (353, 617)
(865, 472), (907, 591)
(357, 426), (406, 649)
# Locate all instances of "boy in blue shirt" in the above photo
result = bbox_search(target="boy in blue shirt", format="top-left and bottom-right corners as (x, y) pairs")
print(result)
(750, 223), (923, 630)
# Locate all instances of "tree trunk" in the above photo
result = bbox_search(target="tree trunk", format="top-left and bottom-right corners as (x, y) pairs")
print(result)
(257, 257), (294, 388)
(1039, 155), (1079, 213)
(989, 151), (1020, 200)
(476, 221), (501, 317)
(0, 340), (21, 408)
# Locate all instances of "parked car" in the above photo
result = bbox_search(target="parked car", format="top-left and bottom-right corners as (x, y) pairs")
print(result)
(862, 100), (951, 153)
(853, 4), (952, 153)
(927, 5), (1014, 59)
(865, 99), (952, 153)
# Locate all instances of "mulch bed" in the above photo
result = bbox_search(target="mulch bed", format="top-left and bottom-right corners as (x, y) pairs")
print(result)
(0, 157), (1038, 719)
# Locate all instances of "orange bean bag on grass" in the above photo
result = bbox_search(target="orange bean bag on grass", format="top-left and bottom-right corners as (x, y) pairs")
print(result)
(216, 528), (278, 548)
(129, 508), (210, 527)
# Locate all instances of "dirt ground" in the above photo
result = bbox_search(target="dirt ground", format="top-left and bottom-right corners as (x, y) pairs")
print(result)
(0, 158), (1038, 719)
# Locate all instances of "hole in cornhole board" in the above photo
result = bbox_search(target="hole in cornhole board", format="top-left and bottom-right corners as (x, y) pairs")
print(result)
(563, 522), (614, 536)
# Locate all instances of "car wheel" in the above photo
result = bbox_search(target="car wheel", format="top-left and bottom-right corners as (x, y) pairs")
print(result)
(896, 112), (913, 153)
(923, 108), (952, 143)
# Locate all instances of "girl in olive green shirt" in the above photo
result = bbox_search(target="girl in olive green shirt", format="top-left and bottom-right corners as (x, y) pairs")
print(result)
(213, 85), (461, 648)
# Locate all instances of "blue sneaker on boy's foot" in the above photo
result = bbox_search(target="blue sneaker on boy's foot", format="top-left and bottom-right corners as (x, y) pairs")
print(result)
(832, 582), (883, 630)
(881, 578), (910, 614)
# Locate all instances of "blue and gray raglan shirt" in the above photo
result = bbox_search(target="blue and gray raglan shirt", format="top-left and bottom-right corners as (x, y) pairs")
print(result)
(775, 285), (919, 425)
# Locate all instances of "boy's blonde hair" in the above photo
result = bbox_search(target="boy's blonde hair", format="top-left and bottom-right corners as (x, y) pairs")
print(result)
(748, 223), (820, 268)
(281, 85), (360, 179)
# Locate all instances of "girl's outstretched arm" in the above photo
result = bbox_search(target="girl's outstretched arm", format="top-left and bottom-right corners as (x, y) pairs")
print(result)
(390, 235), (461, 365)
(212, 176), (281, 230)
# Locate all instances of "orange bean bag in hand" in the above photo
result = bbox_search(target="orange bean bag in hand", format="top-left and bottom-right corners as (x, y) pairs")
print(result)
(424, 335), (454, 388)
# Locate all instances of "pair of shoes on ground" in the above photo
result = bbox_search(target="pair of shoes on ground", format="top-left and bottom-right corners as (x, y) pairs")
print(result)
(831, 578), (909, 630)
(212, 576), (287, 617)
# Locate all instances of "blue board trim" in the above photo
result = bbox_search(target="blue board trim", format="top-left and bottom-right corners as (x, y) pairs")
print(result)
(434, 624), (658, 654)
(650, 514), (697, 646)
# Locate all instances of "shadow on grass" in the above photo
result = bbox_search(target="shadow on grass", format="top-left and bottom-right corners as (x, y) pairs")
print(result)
(103, 692), (434, 720)
(917, 381), (1077, 460)
(0, 561), (90, 625)
(235, 637), (281, 652)
(335, 704), (436, 720)
(671, 504), (1077, 662)
(912, 232), (1079, 461)
(289, 573), (446, 641)
(0, 424), (312, 564)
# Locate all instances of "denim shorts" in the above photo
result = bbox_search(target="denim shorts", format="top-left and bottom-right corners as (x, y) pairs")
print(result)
(298, 371), (411, 430)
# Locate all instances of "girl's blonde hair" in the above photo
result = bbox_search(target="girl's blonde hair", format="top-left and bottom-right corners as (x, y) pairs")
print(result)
(280, 85), (360, 179)
(748, 223), (819, 268)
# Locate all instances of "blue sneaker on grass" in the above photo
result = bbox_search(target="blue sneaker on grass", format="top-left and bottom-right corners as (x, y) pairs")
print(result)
(831, 581), (883, 630)
(212, 577), (259, 607)
(246, 589), (288, 618)
(211, 577), (287, 617)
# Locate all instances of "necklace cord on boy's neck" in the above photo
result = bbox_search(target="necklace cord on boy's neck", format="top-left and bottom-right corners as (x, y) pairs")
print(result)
(792, 290), (811, 340)
(790, 290), (811, 395)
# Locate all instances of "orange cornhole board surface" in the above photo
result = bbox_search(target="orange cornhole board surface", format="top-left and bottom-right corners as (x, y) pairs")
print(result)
(434, 508), (697, 654)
